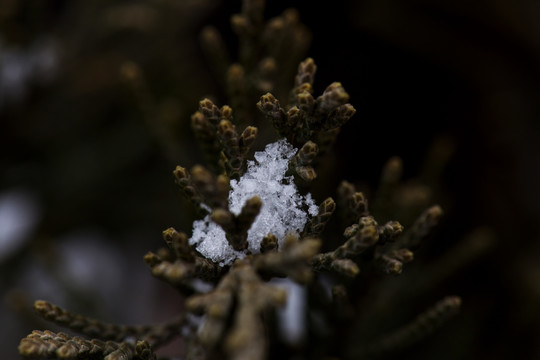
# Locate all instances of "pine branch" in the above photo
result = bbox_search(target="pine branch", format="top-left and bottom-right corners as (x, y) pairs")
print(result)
(33, 300), (185, 347)
(363, 296), (462, 358)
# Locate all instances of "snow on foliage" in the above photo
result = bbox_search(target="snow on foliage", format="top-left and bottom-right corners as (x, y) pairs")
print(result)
(189, 139), (318, 266)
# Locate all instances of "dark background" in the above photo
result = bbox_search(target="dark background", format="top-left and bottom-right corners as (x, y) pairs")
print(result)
(1, 0), (539, 359)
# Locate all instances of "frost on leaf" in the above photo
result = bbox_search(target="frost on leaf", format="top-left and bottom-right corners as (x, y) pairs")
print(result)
(189, 139), (318, 266)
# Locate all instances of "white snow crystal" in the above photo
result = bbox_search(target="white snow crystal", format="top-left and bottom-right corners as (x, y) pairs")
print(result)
(189, 139), (318, 266)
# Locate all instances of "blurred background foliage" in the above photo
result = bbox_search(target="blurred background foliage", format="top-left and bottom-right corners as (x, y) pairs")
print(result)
(1, 0), (539, 359)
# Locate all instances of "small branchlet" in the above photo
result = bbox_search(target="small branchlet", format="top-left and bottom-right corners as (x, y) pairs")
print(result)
(192, 98), (254, 174)
(314, 82), (350, 119)
(191, 109), (221, 170)
(200, 26), (231, 85)
(258, 59), (355, 149)
(378, 221), (405, 244)
(286, 106), (302, 131)
(364, 296), (462, 358)
(240, 126), (258, 154)
(163, 227), (195, 262)
(261, 9), (311, 96)
(324, 103), (356, 131)
(335, 158), (444, 277)
(391, 183), (433, 227)
(311, 216), (379, 277)
(173, 165), (204, 210)
(19, 331), (157, 360)
(33, 300), (138, 342)
(305, 197), (336, 236)
(224, 264), (287, 360)
(186, 262), (286, 360)
(289, 140), (319, 183)
(375, 253), (405, 275)
(19, 330), (133, 360)
(295, 90), (315, 117)
(218, 120), (240, 164)
(174, 163), (229, 212)
(331, 258), (360, 277)
(335, 216), (380, 259)
(257, 93), (289, 137)
(337, 180), (355, 202)
(255, 57), (277, 93)
(338, 181), (370, 224)
(201, 0), (311, 125)
(226, 64), (248, 125)
(145, 253), (194, 288)
(396, 205), (444, 250)
(372, 156), (403, 220)
(370, 156), (438, 226)
(217, 119), (258, 180)
(120, 63), (180, 164)
(30, 301), (184, 349)
(135, 341), (157, 360)
(350, 192), (369, 219)
(200, 98), (226, 125)
(144, 250), (222, 288)
(289, 57), (317, 105)
(212, 196), (262, 251)
(218, 119), (241, 178)
(254, 234), (321, 283)
(190, 165), (229, 209)
(231, 0), (265, 68)
(313, 84), (353, 149)
(186, 270), (236, 348)
(260, 233), (278, 253)
(372, 221), (409, 275)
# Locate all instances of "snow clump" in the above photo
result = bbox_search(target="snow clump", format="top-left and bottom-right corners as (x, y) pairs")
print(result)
(189, 139), (319, 266)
